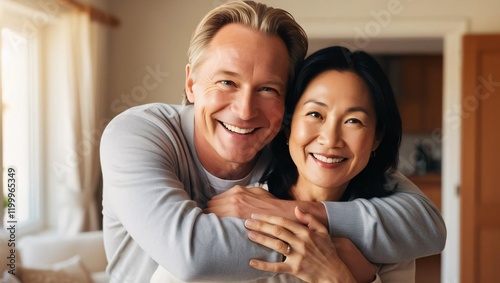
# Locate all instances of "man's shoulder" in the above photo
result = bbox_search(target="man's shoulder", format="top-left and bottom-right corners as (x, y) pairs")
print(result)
(122, 103), (189, 119)
(107, 103), (192, 129)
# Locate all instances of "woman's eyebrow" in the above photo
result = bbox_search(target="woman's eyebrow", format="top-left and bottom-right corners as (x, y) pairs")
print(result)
(346, 106), (370, 115)
(303, 99), (328, 108)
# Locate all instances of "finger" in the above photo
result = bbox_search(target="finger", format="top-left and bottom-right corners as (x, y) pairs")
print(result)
(206, 197), (228, 208)
(294, 206), (329, 234)
(245, 217), (301, 244)
(250, 213), (305, 233)
(203, 205), (232, 217)
(249, 259), (290, 273)
(209, 185), (245, 200)
(247, 230), (291, 256)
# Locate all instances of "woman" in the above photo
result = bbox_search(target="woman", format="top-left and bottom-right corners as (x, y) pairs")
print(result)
(244, 45), (414, 282)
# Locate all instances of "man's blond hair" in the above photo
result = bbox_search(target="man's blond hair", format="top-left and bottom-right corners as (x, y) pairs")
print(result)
(183, 0), (308, 104)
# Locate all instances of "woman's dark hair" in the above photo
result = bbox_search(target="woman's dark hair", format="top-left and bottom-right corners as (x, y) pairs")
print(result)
(261, 46), (402, 201)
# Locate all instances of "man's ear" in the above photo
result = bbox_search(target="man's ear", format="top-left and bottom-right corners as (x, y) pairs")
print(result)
(185, 64), (195, 103)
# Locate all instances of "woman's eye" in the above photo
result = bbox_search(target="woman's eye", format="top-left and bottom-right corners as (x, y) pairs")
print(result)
(346, 118), (361, 124)
(307, 112), (322, 119)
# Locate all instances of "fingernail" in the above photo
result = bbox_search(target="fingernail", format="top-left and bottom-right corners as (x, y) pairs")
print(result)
(297, 206), (306, 213)
(245, 219), (256, 228)
(247, 231), (258, 240)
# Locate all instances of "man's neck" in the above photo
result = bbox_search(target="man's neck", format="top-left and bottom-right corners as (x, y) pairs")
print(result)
(202, 157), (258, 180)
(194, 140), (260, 180)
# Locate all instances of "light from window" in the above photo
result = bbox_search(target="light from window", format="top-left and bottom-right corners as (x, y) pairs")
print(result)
(1, 27), (41, 232)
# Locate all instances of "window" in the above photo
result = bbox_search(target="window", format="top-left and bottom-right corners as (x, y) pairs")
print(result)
(1, 6), (42, 233)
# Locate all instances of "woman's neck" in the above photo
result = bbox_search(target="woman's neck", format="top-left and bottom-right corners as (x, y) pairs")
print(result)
(290, 177), (348, 202)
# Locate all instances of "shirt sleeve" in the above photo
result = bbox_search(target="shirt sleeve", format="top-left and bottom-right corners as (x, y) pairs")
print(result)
(322, 172), (446, 263)
(101, 111), (280, 281)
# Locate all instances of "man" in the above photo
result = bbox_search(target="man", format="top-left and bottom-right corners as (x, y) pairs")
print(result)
(100, 1), (446, 282)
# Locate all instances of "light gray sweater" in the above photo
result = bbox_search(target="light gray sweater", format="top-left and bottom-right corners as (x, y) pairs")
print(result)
(100, 103), (446, 283)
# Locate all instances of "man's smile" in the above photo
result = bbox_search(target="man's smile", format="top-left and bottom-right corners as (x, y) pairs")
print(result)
(220, 121), (256, 135)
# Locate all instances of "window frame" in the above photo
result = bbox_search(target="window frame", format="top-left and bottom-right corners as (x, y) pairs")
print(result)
(1, 1), (44, 234)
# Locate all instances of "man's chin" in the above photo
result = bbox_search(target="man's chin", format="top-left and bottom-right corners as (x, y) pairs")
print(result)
(220, 150), (261, 164)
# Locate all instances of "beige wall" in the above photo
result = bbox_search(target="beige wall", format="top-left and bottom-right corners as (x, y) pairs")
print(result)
(107, 0), (500, 114)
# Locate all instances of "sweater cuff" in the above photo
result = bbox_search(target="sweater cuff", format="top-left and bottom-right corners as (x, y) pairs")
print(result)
(321, 201), (366, 238)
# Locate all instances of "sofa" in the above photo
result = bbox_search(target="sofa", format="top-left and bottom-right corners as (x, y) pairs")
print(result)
(1, 230), (109, 283)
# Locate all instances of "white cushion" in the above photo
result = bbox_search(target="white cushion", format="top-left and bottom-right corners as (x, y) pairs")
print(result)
(91, 271), (110, 283)
(18, 231), (107, 274)
(17, 255), (93, 283)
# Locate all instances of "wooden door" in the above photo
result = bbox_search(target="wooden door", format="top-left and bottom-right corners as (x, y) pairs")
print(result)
(461, 34), (500, 283)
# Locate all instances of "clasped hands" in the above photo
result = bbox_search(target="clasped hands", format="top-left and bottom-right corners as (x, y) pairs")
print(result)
(204, 186), (376, 283)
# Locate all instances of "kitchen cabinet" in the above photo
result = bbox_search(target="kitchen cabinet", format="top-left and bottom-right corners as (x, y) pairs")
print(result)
(409, 174), (441, 211)
(397, 55), (443, 133)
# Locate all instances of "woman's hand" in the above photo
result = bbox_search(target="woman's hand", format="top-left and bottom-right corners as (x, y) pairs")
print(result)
(244, 206), (358, 283)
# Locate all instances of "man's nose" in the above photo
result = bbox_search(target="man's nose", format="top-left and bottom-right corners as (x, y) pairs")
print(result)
(232, 88), (258, 120)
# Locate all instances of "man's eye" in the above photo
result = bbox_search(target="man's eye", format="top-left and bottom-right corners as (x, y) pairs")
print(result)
(261, 87), (278, 94)
(219, 80), (236, 87)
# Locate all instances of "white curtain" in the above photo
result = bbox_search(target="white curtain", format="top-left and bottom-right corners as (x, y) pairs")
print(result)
(55, 11), (108, 235)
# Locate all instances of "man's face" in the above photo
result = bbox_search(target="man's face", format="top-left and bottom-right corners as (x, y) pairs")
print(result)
(185, 23), (289, 177)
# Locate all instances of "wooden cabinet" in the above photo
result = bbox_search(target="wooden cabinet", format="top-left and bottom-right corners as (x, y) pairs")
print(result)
(409, 174), (441, 211)
(397, 55), (443, 133)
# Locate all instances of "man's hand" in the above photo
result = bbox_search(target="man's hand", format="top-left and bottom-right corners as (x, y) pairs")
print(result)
(204, 186), (289, 219)
(204, 185), (328, 227)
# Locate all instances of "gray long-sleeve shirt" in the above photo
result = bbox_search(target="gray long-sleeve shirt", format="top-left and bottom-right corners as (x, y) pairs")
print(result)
(100, 103), (446, 283)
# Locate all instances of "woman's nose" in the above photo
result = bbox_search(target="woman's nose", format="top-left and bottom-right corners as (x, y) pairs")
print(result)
(317, 124), (343, 148)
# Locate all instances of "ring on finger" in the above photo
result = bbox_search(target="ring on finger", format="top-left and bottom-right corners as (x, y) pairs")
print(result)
(285, 244), (291, 255)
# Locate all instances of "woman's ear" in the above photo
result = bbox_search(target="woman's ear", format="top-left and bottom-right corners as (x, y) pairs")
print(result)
(372, 131), (384, 152)
(185, 64), (195, 103)
(284, 126), (291, 143)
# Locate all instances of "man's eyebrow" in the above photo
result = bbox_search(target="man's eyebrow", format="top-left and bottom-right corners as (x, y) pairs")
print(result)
(213, 70), (240, 78)
(214, 70), (286, 89)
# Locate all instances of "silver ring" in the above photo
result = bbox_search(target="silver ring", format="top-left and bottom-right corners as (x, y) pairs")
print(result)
(285, 245), (291, 255)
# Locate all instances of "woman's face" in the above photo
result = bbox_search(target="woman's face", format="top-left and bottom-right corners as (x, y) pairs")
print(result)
(289, 70), (380, 201)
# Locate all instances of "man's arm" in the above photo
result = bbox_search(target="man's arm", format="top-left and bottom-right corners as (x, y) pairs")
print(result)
(323, 171), (446, 263)
(101, 109), (280, 281)
(206, 172), (446, 263)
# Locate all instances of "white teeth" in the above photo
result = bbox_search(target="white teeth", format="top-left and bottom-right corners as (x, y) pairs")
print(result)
(312, 153), (345, 164)
(222, 122), (255, 134)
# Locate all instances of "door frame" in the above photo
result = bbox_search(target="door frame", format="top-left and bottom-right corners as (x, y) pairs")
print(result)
(297, 17), (467, 282)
